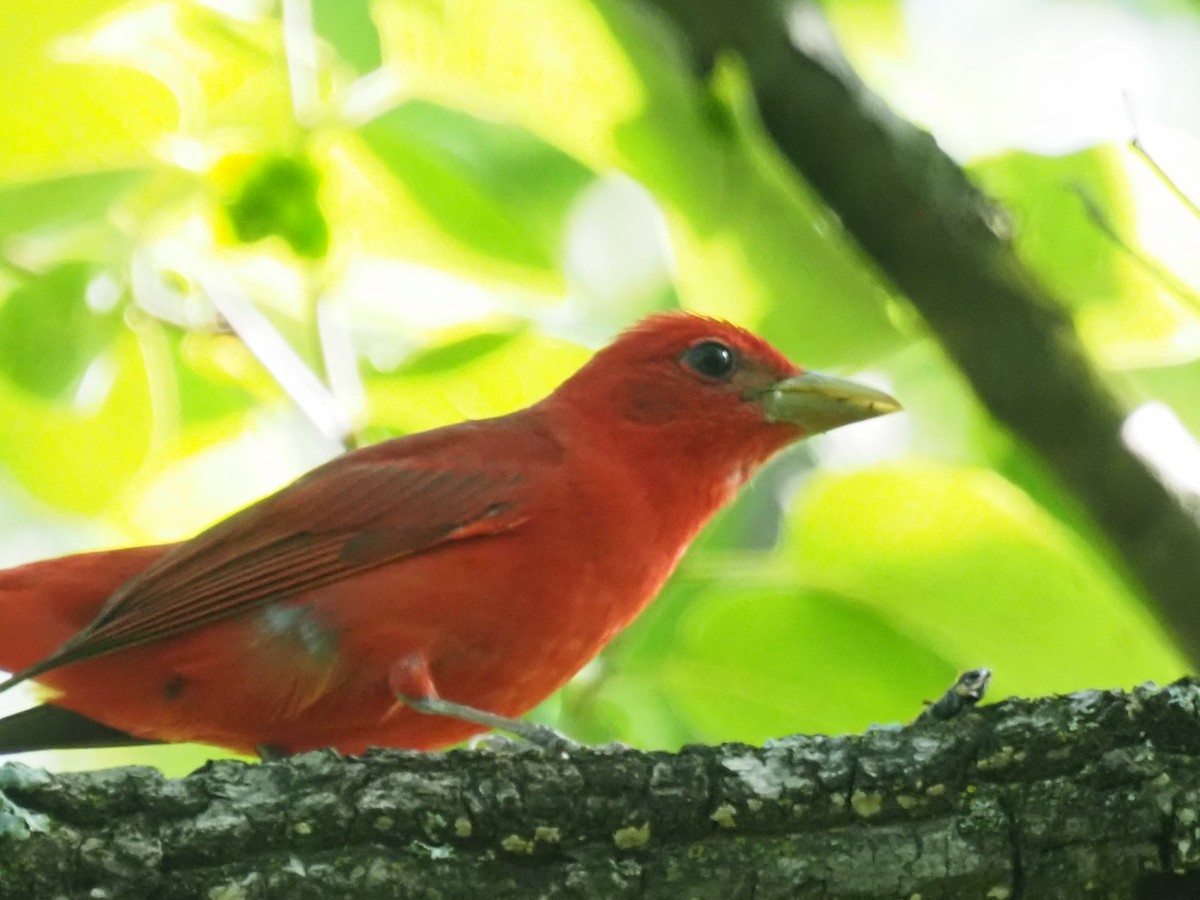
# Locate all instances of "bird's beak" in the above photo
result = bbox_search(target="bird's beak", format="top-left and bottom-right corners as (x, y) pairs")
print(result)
(760, 371), (902, 436)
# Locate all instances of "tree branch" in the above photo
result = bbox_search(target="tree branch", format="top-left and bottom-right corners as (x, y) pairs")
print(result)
(631, 0), (1200, 664)
(3, 681), (1200, 897)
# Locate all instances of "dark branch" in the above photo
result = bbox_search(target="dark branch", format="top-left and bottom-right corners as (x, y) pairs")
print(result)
(3, 681), (1200, 897)
(632, 0), (1200, 665)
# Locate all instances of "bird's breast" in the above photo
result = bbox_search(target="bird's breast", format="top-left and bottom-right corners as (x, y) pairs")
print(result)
(311, 482), (682, 716)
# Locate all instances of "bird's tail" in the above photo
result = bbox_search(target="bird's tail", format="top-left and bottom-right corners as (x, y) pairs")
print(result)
(0, 704), (161, 754)
(0, 545), (171, 681)
(0, 546), (176, 754)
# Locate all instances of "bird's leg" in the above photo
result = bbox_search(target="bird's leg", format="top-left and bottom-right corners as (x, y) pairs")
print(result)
(389, 653), (579, 752)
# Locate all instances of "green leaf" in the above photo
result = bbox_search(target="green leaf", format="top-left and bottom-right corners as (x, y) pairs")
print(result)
(1124, 359), (1200, 437)
(578, 572), (957, 747)
(0, 5), (178, 179)
(394, 328), (522, 377)
(358, 101), (594, 274)
(154, 329), (258, 428)
(970, 147), (1130, 313)
(313, 0), (382, 73)
(662, 586), (957, 742)
(634, 56), (902, 367)
(819, 0), (908, 73)
(970, 145), (1199, 365)
(224, 155), (330, 259)
(0, 169), (149, 242)
(787, 463), (1188, 697)
(0, 332), (153, 514)
(373, 0), (901, 365)
(364, 327), (589, 434)
(0, 262), (124, 401)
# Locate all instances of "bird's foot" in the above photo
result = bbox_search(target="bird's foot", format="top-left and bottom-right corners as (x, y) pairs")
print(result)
(399, 693), (581, 755)
(392, 652), (580, 755)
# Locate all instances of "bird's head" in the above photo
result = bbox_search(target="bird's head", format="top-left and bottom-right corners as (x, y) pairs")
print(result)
(549, 312), (901, 477)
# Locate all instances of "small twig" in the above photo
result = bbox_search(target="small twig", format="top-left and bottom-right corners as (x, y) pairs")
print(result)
(281, 0), (321, 128)
(1073, 185), (1200, 318)
(128, 312), (183, 453)
(316, 295), (367, 450)
(1131, 138), (1200, 223)
(197, 270), (351, 446)
(913, 668), (991, 724)
(1123, 93), (1200, 223)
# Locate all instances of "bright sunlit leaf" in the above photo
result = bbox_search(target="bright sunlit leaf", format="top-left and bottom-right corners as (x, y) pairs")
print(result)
(358, 101), (594, 275)
(313, 0), (381, 74)
(0, 332), (154, 514)
(592, 581), (957, 747)
(0, 3), (178, 179)
(788, 463), (1188, 696)
(0, 263), (124, 401)
(662, 586), (958, 742)
(364, 325), (588, 434)
(373, 0), (901, 365)
(0, 169), (150, 242)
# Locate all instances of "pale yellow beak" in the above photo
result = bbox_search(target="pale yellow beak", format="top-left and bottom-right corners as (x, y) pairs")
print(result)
(760, 372), (902, 436)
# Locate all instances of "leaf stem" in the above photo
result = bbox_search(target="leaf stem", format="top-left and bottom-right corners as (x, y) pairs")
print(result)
(1131, 138), (1200, 225)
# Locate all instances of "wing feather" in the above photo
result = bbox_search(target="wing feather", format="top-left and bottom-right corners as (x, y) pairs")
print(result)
(2, 461), (526, 690)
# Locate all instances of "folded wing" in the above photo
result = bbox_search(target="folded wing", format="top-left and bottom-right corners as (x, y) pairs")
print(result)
(0, 461), (527, 693)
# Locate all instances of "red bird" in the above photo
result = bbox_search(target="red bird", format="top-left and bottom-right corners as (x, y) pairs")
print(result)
(0, 313), (899, 756)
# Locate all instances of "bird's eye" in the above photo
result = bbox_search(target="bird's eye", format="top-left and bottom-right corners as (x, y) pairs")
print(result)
(681, 341), (737, 380)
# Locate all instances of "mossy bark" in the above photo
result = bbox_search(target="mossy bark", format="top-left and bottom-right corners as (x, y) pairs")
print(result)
(3, 681), (1200, 898)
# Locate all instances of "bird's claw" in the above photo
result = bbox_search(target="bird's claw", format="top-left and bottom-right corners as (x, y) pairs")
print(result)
(400, 691), (582, 754)
(465, 732), (526, 753)
(474, 721), (581, 755)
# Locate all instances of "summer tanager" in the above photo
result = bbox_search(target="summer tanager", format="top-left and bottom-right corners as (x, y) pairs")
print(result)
(0, 313), (899, 756)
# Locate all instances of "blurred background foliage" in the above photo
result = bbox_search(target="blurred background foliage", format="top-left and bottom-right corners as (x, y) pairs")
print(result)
(1, 0), (1199, 774)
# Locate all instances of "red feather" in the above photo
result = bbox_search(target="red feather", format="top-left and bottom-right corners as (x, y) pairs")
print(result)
(0, 314), (894, 754)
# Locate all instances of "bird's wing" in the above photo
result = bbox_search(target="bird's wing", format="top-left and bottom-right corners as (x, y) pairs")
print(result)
(3, 462), (527, 690)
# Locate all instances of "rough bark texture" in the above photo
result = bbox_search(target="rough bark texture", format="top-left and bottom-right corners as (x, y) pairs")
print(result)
(3, 681), (1200, 898)
(628, 0), (1200, 665)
